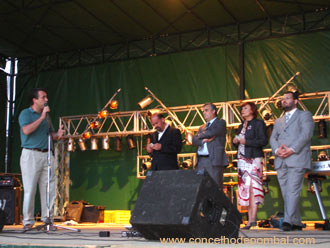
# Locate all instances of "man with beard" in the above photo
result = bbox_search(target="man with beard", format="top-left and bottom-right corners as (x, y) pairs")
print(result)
(146, 113), (182, 170)
(270, 91), (314, 231)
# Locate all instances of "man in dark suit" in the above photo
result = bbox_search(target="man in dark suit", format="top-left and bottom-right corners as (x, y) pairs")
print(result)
(270, 91), (314, 231)
(146, 113), (182, 170)
(192, 103), (228, 189)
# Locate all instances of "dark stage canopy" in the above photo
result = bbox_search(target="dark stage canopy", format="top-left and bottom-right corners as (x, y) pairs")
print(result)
(1, 0), (330, 62)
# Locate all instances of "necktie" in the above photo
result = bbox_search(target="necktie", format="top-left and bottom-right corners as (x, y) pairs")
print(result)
(206, 122), (211, 129)
(285, 113), (291, 123)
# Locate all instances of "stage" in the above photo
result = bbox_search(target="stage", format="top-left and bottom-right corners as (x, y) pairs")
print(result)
(1, 222), (330, 247)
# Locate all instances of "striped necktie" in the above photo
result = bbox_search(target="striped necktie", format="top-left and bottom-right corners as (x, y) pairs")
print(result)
(285, 112), (291, 123)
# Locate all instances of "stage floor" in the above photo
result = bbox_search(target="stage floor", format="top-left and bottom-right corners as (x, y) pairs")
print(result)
(1, 222), (330, 247)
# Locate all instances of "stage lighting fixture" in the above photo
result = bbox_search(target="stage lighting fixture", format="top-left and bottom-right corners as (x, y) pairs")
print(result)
(274, 99), (282, 109)
(98, 110), (108, 119)
(114, 137), (122, 152)
(287, 83), (298, 93)
(138, 96), (153, 109)
(318, 120), (327, 139)
(142, 160), (152, 170)
(67, 138), (75, 152)
(318, 151), (329, 161)
(91, 138), (98, 150)
(90, 121), (100, 129)
(185, 132), (193, 145)
(268, 156), (275, 166)
(262, 109), (272, 121)
(181, 159), (193, 169)
(102, 136), (110, 150)
(82, 131), (91, 140)
(126, 135), (136, 150)
(110, 100), (118, 110)
(147, 109), (160, 117)
(78, 138), (87, 151)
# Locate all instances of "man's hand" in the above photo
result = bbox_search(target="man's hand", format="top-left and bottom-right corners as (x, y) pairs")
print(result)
(146, 144), (153, 153)
(41, 105), (50, 120)
(153, 143), (162, 150)
(56, 125), (65, 139)
(276, 144), (294, 158)
(203, 136), (215, 143)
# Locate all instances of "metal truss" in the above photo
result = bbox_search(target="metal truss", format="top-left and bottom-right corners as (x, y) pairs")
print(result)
(59, 88), (330, 179)
(53, 140), (70, 220)
(17, 9), (330, 75)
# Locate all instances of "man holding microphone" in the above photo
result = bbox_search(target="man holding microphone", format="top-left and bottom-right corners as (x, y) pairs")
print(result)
(19, 88), (64, 231)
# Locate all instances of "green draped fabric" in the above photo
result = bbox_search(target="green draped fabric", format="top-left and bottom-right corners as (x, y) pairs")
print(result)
(9, 31), (330, 220)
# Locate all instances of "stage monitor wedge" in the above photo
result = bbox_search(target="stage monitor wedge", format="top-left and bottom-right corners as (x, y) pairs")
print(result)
(130, 170), (241, 240)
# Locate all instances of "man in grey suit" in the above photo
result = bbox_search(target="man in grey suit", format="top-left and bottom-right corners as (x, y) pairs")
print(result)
(192, 103), (228, 189)
(270, 91), (314, 231)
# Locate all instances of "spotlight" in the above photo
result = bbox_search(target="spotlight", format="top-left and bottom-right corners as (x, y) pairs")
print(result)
(287, 83), (298, 93)
(126, 135), (136, 150)
(82, 131), (91, 140)
(142, 160), (152, 170)
(90, 121), (100, 129)
(318, 151), (329, 161)
(109, 100), (118, 110)
(114, 137), (122, 152)
(67, 138), (75, 152)
(98, 110), (108, 119)
(181, 159), (193, 169)
(138, 96), (153, 109)
(185, 132), (193, 145)
(262, 109), (272, 121)
(102, 136), (110, 150)
(147, 109), (160, 117)
(91, 138), (98, 150)
(78, 138), (87, 151)
(274, 99), (282, 109)
(318, 120), (327, 139)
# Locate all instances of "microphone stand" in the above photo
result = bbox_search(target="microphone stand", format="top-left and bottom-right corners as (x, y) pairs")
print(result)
(32, 114), (80, 233)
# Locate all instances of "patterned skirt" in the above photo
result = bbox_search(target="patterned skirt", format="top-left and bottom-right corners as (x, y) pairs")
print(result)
(237, 156), (264, 207)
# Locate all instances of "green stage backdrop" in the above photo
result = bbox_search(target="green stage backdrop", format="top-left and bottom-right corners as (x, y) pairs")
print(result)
(10, 31), (330, 220)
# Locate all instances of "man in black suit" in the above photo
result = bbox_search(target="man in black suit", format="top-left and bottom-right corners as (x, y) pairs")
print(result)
(146, 113), (182, 170)
(192, 103), (228, 189)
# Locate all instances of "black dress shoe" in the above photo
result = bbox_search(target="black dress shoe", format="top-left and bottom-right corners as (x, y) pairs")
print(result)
(292, 224), (303, 231)
(281, 222), (292, 231)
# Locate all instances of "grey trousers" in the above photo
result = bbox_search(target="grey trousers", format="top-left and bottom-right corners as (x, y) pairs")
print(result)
(196, 156), (224, 189)
(276, 163), (306, 225)
(20, 148), (56, 225)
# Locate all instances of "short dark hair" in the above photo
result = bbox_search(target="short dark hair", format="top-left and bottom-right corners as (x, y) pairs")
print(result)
(151, 113), (165, 120)
(29, 88), (46, 105)
(203, 103), (217, 113)
(240, 102), (258, 119)
(284, 91), (299, 100)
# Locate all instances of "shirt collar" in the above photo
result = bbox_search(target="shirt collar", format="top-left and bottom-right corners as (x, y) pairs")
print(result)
(207, 117), (217, 126)
(158, 124), (169, 134)
(286, 108), (297, 116)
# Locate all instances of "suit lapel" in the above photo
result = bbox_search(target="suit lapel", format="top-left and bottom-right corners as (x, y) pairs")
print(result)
(158, 126), (169, 142)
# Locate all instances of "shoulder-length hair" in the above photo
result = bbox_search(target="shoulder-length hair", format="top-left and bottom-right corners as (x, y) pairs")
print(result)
(240, 102), (258, 119)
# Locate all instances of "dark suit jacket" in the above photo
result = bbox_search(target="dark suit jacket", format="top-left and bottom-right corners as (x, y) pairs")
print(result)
(235, 118), (268, 159)
(150, 126), (182, 171)
(192, 118), (228, 167)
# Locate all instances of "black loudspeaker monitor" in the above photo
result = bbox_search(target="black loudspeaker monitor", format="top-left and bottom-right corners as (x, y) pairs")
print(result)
(0, 187), (21, 225)
(130, 170), (241, 240)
